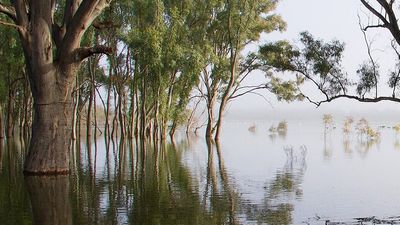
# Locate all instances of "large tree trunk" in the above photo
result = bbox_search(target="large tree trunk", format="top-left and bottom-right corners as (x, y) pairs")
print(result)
(24, 68), (75, 175)
(24, 100), (73, 175)
(0, 0), (111, 175)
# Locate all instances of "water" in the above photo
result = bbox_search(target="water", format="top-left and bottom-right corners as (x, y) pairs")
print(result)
(1, 118), (400, 224)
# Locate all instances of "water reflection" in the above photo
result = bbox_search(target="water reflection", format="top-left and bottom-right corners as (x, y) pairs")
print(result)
(243, 146), (306, 225)
(26, 176), (72, 225)
(204, 140), (239, 225)
(323, 130), (333, 160)
(0, 134), (309, 225)
(0, 138), (32, 225)
(324, 129), (381, 159)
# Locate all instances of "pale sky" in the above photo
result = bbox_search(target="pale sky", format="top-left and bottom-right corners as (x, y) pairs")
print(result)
(228, 0), (400, 122)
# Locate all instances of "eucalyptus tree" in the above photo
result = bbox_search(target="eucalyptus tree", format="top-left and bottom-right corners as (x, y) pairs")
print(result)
(260, 0), (400, 107)
(159, 0), (203, 139)
(0, 25), (25, 139)
(196, 0), (286, 140)
(0, 1), (113, 174)
(123, 0), (203, 141)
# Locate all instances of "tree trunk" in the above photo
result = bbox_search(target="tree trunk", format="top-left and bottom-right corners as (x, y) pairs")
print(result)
(24, 67), (75, 175)
(205, 97), (216, 140)
(214, 101), (227, 141)
(0, 105), (3, 139)
(215, 54), (237, 141)
(6, 86), (15, 138)
(1, 0), (111, 175)
(24, 100), (73, 175)
(72, 76), (80, 140)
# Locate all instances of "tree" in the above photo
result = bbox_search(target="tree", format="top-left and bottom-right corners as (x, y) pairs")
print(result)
(194, 0), (286, 140)
(0, 1), (113, 175)
(259, 0), (400, 107)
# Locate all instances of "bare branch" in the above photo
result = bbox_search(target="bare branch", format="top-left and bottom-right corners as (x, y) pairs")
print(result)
(358, 14), (379, 98)
(230, 85), (268, 99)
(363, 24), (387, 30)
(76, 45), (113, 61)
(360, 0), (389, 25)
(374, 0), (400, 46)
(324, 95), (400, 104)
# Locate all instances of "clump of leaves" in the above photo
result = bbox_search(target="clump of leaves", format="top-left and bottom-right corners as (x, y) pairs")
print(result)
(277, 120), (288, 132)
(356, 118), (380, 141)
(343, 116), (354, 134)
(356, 62), (379, 98)
(393, 123), (400, 133)
(269, 120), (288, 138)
(323, 114), (334, 130)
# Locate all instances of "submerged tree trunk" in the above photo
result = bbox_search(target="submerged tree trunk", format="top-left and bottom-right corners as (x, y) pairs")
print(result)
(1, 1), (113, 175)
(24, 68), (74, 175)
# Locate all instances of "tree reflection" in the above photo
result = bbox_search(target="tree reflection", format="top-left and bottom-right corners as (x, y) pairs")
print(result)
(0, 139), (33, 225)
(203, 139), (240, 225)
(0, 136), (308, 225)
(25, 176), (73, 225)
(243, 146), (306, 225)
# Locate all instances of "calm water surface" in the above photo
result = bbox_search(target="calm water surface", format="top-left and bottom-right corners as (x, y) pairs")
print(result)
(1, 118), (400, 224)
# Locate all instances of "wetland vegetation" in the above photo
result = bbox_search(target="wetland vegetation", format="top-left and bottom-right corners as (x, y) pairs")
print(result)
(1, 0), (400, 224)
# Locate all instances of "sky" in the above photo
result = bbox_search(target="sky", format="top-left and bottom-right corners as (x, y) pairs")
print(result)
(227, 0), (400, 122)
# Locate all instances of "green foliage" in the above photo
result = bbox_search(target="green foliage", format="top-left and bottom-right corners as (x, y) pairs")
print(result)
(269, 77), (303, 102)
(0, 24), (24, 103)
(356, 62), (379, 97)
(259, 40), (299, 72)
(259, 32), (352, 100)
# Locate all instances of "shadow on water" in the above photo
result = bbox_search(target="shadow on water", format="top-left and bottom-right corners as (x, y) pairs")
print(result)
(0, 134), (308, 225)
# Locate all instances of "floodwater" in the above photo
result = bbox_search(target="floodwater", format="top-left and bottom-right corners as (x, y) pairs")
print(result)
(2, 118), (400, 224)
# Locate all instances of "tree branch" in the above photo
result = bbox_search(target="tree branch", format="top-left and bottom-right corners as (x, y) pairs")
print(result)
(61, 0), (112, 58)
(374, 0), (400, 46)
(0, 3), (16, 22)
(360, 0), (389, 26)
(358, 14), (379, 98)
(307, 94), (400, 107)
(363, 24), (387, 30)
(76, 45), (113, 61)
(230, 85), (268, 99)
(13, 0), (28, 28)
(92, 20), (120, 30)
(63, 0), (80, 29)
(0, 19), (24, 31)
